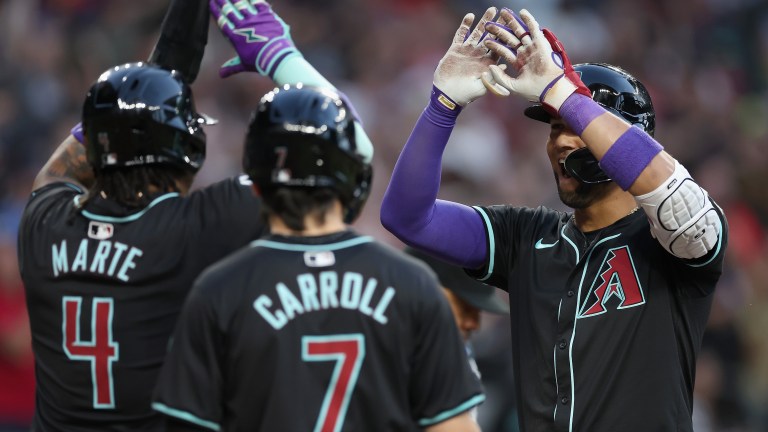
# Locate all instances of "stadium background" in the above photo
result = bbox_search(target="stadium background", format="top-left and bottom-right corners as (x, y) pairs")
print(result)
(0, 0), (766, 430)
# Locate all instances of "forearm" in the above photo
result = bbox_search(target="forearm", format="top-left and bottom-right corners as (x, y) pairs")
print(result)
(32, 129), (94, 192)
(380, 92), (487, 268)
(272, 56), (333, 89)
(560, 94), (674, 194)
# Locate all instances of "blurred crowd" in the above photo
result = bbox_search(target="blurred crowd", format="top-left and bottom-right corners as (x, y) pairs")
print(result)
(1, 0), (767, 431)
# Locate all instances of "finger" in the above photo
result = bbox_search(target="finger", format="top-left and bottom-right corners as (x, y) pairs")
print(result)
(454, 13), (475, 44)
(232, 0), (257, 15)
(466, 7), (497, 45)
(519, 9), (542, 46)
(485, 23), (521, 51)
(219, 57), (244, 78)
(211, 0), (235, 30)
(481, 70), (511, 97)
(519, 9), (541, 35)
(489, 64), (516, 92)
(503, 9), (532, 45)
(501, 8), (530, 32)
(250, 0), (270, 13)
(484, 39), (517, 64)
(220, 0), (245, 21)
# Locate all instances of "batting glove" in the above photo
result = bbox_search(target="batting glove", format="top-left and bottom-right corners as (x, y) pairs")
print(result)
(483, 9), (590, 116)
(432, 7), (510, 107)
(210, 0), (302, 79)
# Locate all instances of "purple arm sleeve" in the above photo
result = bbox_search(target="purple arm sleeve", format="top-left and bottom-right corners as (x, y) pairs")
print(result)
(71, 122), (84, 143)
(380, 87), (488, 269)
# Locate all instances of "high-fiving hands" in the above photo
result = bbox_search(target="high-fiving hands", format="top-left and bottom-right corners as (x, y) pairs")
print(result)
(482, 8), (591, 116)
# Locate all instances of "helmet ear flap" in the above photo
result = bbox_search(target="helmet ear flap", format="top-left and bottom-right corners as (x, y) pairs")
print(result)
(343, 164), (373, 223)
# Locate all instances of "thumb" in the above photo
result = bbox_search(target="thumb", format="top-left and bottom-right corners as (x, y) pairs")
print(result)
(219, 57), (245, 79)
(481, 70), (511, 97)
(489, 64), (514, 91)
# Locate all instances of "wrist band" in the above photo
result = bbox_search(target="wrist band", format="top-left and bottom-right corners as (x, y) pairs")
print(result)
(256, 38), (301, 77)
(558, 94), (605, 135)
(71, 122), (84, 144)
(599, 126), (663, 190)
(425, 85), (461, 128)
(541, 75), (578, 114)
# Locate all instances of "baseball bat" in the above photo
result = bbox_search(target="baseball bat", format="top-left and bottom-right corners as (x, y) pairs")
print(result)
(147, 0), (210, 83)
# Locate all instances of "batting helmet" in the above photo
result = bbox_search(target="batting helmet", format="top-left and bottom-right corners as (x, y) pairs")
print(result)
(525, 63), (656, 184)
(244, 85), (373, 224)
(82, 62), (212, 173)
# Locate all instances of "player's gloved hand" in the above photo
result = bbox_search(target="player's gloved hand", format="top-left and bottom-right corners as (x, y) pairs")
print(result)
(483, 9), (590, 116)
(210, 0), (302, 79)
(432, 7), (510, 107)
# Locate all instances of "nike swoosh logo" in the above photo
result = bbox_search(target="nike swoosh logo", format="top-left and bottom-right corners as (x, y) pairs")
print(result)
(535, 238), (559, 249)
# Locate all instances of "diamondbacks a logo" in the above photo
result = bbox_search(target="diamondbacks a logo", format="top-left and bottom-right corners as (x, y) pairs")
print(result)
(579, 246), (645, 318)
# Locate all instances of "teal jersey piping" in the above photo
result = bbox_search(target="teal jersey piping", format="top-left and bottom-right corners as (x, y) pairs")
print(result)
(76, 193), (180, 223)
(152, 402), (220, 431)
(250, 236), (374, 252)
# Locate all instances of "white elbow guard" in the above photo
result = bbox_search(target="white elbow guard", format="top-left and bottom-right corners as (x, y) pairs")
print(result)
(635, 161), (722, 259)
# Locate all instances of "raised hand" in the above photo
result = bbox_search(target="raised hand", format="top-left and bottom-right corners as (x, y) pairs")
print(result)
(210, 0), (302, 78)
(432, 7), (510, 107)
(483, 9), (590, 115)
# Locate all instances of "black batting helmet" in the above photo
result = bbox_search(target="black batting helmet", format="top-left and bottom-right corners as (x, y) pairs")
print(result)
(525, 63), (656, 184)
(82, 62), (212, 173)
(244, 85), (373, 224)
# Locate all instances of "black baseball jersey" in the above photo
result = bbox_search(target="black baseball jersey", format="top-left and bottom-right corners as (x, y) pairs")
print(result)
(469, 203), (727, 432)
(18, 176), (265, 432)
(152, 230), (484, 432)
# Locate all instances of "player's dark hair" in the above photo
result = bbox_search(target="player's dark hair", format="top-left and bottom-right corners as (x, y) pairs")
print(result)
(84, 165), (191, 209)
(260, 187), (338, 232)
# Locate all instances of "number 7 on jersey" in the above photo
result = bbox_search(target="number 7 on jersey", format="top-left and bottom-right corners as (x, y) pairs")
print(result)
(302, 334), (365, 432)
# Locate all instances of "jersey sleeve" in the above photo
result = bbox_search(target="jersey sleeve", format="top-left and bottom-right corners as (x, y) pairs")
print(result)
(184, 175), (267, 259)
(464, 205), (524, 290)
(152, 276), (225, 432)
(409, 277), (485, 426)
(18, 183), (83, 271)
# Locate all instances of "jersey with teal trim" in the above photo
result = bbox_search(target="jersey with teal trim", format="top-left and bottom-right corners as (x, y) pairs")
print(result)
(469, 203), (727, 432)
(17, 176), (265, 432)
(152, 230), (484, 432)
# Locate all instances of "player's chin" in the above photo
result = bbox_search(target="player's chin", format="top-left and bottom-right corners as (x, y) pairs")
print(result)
(558, 181), (612, 209)
(553, 169), (579, 193)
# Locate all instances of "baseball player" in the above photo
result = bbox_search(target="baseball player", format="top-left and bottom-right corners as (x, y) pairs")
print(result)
(380, 7), (728, 432)
(405, 246), (509, 424)
(151, 85), (484, 432)
(404, 246), (508, 342)
(17, 63), (266, 431)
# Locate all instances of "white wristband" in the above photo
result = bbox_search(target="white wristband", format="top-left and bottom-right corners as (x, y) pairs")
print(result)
(541, 76), (578, 113)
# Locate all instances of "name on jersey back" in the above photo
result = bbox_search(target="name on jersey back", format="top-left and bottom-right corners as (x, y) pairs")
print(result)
(51, 239), (143, 282)
(253, 271), (395, 330)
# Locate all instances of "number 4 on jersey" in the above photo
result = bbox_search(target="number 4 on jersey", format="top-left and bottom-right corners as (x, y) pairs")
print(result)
(62, 296), (120, 409)
(302, 334), (365, 432)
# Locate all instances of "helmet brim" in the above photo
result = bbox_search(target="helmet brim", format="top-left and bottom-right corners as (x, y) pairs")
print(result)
(524, 104), (552, 124)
